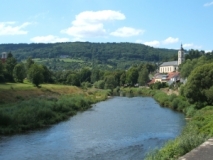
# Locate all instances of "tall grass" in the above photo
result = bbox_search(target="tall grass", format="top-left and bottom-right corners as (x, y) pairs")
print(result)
(0, 95), (95, 134)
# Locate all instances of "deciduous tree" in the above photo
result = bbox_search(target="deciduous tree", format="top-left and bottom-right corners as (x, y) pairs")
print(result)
(13, 63), (26, 82)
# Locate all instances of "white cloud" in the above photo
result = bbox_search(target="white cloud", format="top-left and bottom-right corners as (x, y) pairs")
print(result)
(110, 27), (144, 37)
(162, 37), (179, 44)
(183, 43), (202, 49)
(144, 41), (160, 47)
(61, 10), (125, 39)
(204, 1), (213, 7)
(30, 35), (69, 43)
(0, 22), (31, 36)
(205, 50), (212, 53)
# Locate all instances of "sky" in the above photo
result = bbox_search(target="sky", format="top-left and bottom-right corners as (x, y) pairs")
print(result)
(0, 0), (213, 52)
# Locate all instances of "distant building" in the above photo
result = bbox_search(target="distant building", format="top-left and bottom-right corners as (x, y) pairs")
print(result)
(1, 52), (7, 63)
(148, 72), (180, 86)
(148, 44), (184, 85)
(159, 44), (185, 73)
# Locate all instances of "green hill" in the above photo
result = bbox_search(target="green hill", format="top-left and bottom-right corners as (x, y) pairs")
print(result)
(0, 42), (177, 70)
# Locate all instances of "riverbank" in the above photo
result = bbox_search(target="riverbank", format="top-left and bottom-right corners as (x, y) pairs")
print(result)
(119, 87), (213, 159)
(0, 83), (110, 135)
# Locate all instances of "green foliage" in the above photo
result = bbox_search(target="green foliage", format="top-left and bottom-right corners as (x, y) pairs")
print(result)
(104, 75), (117, 90)
(0, 42), (177, 71)
(185, 49), (205, 60)
(138, 66), (149, 86)
(66, 73), (80, 86)
(25, 57), (34, 70)
(182, 63), (213, 107)
(126, 67), (138, 85)
(94, 80), (105, 89)
(81, 82), (92, 89)
(0, 60), (5, 83)
(145, 123), (206, 160)
(79, 68), (91, 83)
(27, 64), (44, 87)
(13, 63), (26, 83)
(5, 55), (17, 82)
(150, 82), (168, 90)
(0, 95), (94, 134)
(91, 69), (100, 83)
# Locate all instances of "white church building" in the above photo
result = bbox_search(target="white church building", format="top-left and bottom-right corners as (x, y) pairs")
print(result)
(159, 44), (185, 73)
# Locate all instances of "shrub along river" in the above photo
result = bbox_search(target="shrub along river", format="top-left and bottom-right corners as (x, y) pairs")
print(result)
(0, 97), (185, 160)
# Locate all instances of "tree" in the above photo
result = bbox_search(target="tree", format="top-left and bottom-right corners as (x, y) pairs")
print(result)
(66, 73), (80, 86)
(13, 63), (26, 82)
(27, 64), (44, 87)
(5, 54), (17, 82)
(126, 67), (138, 86)
(182, 63), (213, 106)
(138, 67), (149, 86)
(120, 72), (126, 86)
(79, 68), (91, 83)
(91, 69), (100, 83)
(41, 65), (53, 83)
(0, 61), (5, 82)
(104, 75), (117, 90)
(25, 57), (34, 70)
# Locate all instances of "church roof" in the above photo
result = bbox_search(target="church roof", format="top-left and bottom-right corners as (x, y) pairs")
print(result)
(160, 61), (178, 67)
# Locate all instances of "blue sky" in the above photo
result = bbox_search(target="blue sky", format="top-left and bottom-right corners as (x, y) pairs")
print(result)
(0, 0), (212, 52)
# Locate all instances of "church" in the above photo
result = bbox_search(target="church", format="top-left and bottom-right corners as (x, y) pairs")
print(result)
(159, 44), (185, 73)
(1, 52), (7, 63)
(148, 45), (185, 85)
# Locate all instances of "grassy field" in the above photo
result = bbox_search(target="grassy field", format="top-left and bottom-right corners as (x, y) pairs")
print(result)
(60, 58), (84, 63)
(0, 81), (109, 104)
(0, 82), (84, 104)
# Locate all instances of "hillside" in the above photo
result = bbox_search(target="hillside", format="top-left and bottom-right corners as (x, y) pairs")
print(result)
(0, 42), (177, 70)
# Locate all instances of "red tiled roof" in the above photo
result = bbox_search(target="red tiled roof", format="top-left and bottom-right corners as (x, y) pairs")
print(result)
(166, 72), (180, 80)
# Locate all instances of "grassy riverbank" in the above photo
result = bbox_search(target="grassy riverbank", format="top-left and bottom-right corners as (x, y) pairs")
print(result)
(119, 87), (213, 160)
(0, 83), (110, 135)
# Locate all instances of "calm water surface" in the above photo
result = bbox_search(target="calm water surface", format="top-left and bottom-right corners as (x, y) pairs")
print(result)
(0, 97), (185, 160)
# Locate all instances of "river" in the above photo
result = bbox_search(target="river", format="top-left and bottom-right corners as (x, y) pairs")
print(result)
(0, 97), (185, 160)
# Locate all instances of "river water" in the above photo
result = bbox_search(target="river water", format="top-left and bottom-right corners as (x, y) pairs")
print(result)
(0, 97), (185, 160)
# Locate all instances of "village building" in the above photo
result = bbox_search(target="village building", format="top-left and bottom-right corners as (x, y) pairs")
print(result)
(1, 52), (7, 63)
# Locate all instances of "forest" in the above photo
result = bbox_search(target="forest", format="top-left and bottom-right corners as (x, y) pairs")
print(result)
(0, 42), (177, 70)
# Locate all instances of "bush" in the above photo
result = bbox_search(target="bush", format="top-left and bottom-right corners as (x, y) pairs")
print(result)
(94, 80), (105, 89)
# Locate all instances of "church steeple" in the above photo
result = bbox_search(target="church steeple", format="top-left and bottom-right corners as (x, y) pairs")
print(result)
(178, 44), (184, 65)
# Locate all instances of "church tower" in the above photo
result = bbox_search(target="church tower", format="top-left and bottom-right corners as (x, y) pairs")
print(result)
(178, 44), (184, 65)
(1, 52), (7, 63)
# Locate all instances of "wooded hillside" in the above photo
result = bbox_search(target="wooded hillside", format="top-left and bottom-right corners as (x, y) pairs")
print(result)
(0, 42), (177, 62)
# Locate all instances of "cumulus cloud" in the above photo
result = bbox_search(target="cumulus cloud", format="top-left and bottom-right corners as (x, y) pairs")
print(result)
(0, 22), (31, 36)
(110, 27), (144, 37)
(162, 37), (179, 44)
(30, 35), (69, 43)
(61, 10), (125, 39)
(183, 43), (202, 49)
(204, 1), (213, 7)
(144, 41), (160, 47)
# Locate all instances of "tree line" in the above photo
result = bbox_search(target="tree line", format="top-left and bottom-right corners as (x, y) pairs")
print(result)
(0, 52), (156, 88)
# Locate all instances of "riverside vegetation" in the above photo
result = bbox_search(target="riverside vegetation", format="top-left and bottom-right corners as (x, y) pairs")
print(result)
(0, 82), (110, 134)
